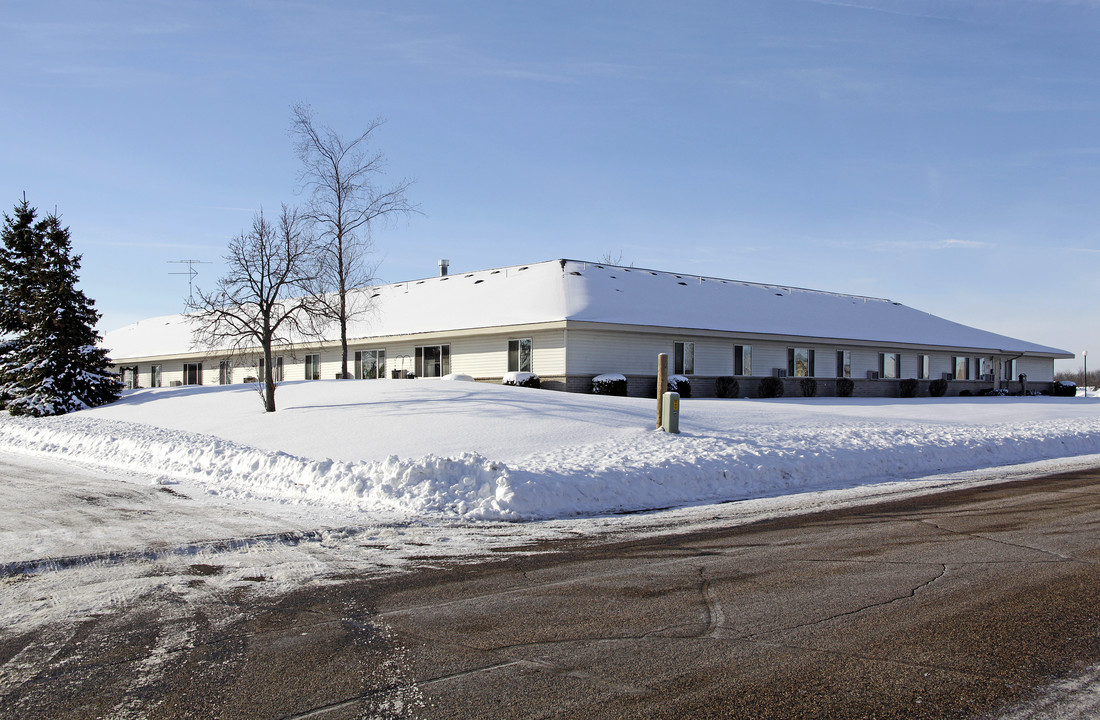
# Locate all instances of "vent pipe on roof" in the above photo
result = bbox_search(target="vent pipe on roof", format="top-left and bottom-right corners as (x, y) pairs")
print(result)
(439, 259), (449, 277)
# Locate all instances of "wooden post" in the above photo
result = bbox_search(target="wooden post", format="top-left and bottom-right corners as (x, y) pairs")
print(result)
(657, 353), (668, 429)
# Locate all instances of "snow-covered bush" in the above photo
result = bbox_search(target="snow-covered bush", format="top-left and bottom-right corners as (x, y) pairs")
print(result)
(898, 378), (919, 398)
(1052, 380), (1077, 397)
(592, 373), (627, 396)
(929, 378), (949, 397)
(836, 377), (854, 397)
(758, 376), (784, 399)
(442, 373), (475, 382)
(668, 374), (691, 398)
(714, 376), (739, 399)
(502, 371), (540, 389)
(799, 377), (817, 397)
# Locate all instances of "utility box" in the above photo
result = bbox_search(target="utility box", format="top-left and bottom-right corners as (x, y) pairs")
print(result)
(661, 391), (680, 434)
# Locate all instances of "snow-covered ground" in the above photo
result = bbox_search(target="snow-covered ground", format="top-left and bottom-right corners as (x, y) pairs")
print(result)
(4, 378), (1100, 634)
(5, 378), (1100, 521)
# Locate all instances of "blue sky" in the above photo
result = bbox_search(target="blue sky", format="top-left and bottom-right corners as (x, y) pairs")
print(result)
(3, 0), (1098, 369)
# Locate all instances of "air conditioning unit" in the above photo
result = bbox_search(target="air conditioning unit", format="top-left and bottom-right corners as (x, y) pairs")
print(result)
(981, 373), (995, 381)
(941, 372), (954, 381)
(866, 370), (880, 380)
(773, 368), (788, 378)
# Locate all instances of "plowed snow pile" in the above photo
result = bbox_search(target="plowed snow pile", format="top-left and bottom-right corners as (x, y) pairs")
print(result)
(3, 379), (1099, 520)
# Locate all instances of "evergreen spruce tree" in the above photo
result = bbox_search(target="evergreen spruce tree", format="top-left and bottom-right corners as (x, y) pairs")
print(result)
(0, 196), (40, 334)
(0, 197), (41, 408)
(0, 199), (121, 416)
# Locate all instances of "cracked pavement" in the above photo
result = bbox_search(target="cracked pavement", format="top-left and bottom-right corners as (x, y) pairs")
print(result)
(373, 468), (1100, 719)
(3, 468), (1100, 718)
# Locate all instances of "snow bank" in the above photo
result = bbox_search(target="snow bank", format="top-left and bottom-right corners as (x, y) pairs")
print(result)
(2, 382), (1100, 521)
(0, 416), (518, 519)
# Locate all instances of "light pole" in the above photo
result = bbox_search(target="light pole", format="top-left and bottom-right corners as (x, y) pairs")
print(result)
(1084, 350), (1089, 398)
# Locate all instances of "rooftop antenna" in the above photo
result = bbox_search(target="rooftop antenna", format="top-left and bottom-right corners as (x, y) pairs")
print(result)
(168, 259), (211, 306)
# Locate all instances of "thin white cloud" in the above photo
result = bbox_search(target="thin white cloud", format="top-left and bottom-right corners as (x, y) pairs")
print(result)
(796, 0), (957, 21)
(874, 238), (995, 250)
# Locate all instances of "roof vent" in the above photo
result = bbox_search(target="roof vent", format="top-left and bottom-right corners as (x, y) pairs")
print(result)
(438, 259), (450, 277)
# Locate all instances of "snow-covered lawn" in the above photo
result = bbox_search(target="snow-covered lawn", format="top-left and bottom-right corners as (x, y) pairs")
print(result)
(4, 378), (1100, 521)
(4, 378), (1100, 633)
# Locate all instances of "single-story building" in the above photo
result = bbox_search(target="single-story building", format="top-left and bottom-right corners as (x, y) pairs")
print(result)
(104, 258), (1073, 397)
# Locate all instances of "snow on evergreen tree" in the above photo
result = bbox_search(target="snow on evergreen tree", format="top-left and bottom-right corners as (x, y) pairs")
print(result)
(0, 199), (121, 416)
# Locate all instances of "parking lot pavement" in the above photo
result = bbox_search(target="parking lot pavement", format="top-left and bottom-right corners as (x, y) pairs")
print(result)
(3, 468), (1100, 719)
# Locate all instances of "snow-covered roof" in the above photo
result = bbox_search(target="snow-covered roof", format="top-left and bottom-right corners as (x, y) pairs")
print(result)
(104, 259), (1071, 360)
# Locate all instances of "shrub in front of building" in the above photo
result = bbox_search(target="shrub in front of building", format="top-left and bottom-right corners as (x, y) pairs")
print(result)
(503, 373), (541, 389)
(899, 378), (920, 398)
(668, 375), (691, 398)
(800, 377), (817, 397)
(592, 374), (628, 396)
(758, 376), (784, 399)
(836, 377), (854, 397)
(929, 378), (949, 397)
(714, 376), (740, 398)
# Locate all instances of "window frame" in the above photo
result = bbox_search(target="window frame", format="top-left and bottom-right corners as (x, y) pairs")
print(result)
(415, 345), (451, 378)
(674, 341), (695, 375)
(507, 338), (532, 373)
(219, 360), (233, 385)
(183, 362), (203, 386)
(354, 349), (386, 379)
(150, 365), (161, 388)
(917, 354), (929, 380)
(953, 356), (969, 380)
(836, 350), (851, 379)
(734, 344), (752, 376)
(304, 353), (321, 380)
(787, 347), (815, 377)
(879, 352), (901, 380)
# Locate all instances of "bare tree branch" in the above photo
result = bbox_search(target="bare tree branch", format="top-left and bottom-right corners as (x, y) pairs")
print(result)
(188, 206), (320, 412)
(290, 102), (419, 379)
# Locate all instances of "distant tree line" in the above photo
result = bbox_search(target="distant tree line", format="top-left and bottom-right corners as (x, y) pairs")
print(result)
(1054, 368), (1100, 389)
(0, 197), (121, 416)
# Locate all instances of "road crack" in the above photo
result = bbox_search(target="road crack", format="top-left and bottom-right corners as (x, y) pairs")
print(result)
(744, 563), (949, 641)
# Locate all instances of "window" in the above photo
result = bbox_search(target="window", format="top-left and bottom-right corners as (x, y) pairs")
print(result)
(918, 355), (929, 380)
(880, 353), (901, 379)
(953, 356), (969, 380)
(836, 350), (851, 379)
(1003, 358), (1017, 381)
(150, 365), (161, 388)
(977, 357), (990, 379)
(415, 345), (450, 378)
(734, 345), (752, 376)
(183, 362), (202, 386)
(354, 349), (386, 379)
(258, 356), (284, 383)
(219, 360), (233, 385)
(305, 354), (320, 380)
(120, 366), (138, 390)
(674, 341), (694, 375)
(788, 348), (815, 377)
(508, 338), (532, 373)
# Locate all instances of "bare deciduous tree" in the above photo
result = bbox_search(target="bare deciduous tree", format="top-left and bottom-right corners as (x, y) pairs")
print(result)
(189, 206), (318, 412)
(291, 103), (417, 379)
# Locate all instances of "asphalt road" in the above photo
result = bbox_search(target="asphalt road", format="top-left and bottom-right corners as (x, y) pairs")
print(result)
(3, 468), (1100, 719)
